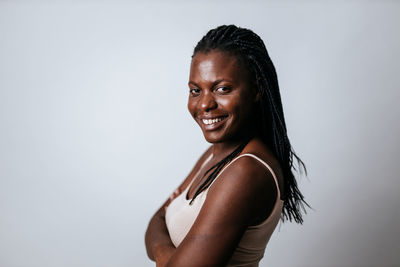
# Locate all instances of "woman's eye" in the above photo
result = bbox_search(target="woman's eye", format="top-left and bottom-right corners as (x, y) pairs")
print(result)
(189, 88), (201, 95)
(216, 86), (231, 93)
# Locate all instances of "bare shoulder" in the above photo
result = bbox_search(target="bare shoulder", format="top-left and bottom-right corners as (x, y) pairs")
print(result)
(208, 150), (278, 202)
(241, 137), (284, 196)
(206, 140), (281, 225)
(243, 138), (281, 171)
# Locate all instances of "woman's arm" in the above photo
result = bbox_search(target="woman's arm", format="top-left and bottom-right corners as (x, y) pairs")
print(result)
(164, 156), (278, 267)
(145, 147), (213, 264)
(145, 204), (176, 265)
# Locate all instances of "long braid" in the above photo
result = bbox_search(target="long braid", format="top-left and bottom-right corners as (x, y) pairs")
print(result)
(192, 25), (309, 224)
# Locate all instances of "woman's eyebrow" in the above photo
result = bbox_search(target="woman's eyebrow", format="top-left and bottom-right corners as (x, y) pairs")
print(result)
(188, 79), (233, 87)
(212, 79), (230, 87)
(188, 81), (199, 87)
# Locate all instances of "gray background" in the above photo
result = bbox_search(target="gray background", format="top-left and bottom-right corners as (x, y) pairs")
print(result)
(1, 1), (399, 267)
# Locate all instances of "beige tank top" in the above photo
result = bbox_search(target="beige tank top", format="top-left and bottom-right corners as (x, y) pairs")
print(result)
(165, 153), (283, 267)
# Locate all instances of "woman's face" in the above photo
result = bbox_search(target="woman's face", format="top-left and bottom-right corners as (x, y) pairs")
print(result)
(188, 50), (257, 144)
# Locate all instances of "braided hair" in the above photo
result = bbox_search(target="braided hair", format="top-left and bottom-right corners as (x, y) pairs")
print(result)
(190, 25), (308, 224)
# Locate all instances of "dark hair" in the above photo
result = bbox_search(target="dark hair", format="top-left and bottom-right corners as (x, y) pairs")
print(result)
(189, 25), (308, 224)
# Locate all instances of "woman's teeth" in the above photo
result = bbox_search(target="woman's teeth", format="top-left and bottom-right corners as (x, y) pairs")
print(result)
(202, 117), (224, 125)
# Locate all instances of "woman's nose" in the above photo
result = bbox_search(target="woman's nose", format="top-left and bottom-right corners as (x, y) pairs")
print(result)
(199, 92), (217, 112)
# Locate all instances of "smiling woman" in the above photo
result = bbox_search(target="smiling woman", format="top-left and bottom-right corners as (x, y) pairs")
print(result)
(145, 25), (308, 267)
(188, 51), (257, 144)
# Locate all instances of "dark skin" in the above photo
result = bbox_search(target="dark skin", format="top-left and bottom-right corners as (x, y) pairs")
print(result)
(145, 50), (284, 267)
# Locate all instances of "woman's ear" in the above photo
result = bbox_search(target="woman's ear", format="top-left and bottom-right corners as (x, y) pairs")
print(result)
(253, 77), (262, 103)
(254, 90), (260, 103)
(252, 83), (261, 103)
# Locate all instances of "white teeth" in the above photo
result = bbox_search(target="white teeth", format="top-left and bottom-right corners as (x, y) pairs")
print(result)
(202, 117), (224, 125)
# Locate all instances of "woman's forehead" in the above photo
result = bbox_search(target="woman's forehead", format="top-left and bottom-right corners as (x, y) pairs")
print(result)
(191, 50), (239, 66)
(189, 51), (248, 83)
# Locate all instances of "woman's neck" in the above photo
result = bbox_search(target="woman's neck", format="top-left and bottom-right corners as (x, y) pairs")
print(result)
(210, 134), (256, 160)
(211, 141), (241, 159)
(210, 119), (261, 159)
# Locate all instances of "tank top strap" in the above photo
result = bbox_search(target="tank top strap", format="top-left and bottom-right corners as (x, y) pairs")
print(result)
(208, 153), (281, 200)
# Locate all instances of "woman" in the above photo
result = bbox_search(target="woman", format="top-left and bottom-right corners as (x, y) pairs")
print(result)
(145, 25), (307, 267)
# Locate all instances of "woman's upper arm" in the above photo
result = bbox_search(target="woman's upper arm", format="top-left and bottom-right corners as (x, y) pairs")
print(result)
(165, 156), (278, 267)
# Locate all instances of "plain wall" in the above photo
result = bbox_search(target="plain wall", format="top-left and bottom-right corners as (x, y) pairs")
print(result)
(0, 1), (399, 266)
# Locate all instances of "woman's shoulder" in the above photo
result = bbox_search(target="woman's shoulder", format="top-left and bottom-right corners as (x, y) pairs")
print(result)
(225, 137), (284, 200)
(206, 139), (282, 225)
(242, 138), (279, 168)
(242, 138), (283, 179)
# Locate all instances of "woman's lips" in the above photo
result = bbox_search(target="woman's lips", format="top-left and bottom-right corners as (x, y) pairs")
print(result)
(199, 116), (228, 131)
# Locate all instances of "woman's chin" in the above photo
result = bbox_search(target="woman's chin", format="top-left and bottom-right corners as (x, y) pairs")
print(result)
(202, 131), (233, 144)
(202, 133), (223, 144)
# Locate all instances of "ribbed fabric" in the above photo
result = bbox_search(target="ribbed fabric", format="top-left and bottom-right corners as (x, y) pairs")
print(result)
(165, 153), (283, 267)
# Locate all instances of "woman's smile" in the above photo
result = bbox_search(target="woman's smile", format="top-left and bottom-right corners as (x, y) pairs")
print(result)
(199, 115), (228, 129)
(202, 116), (225, 125)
